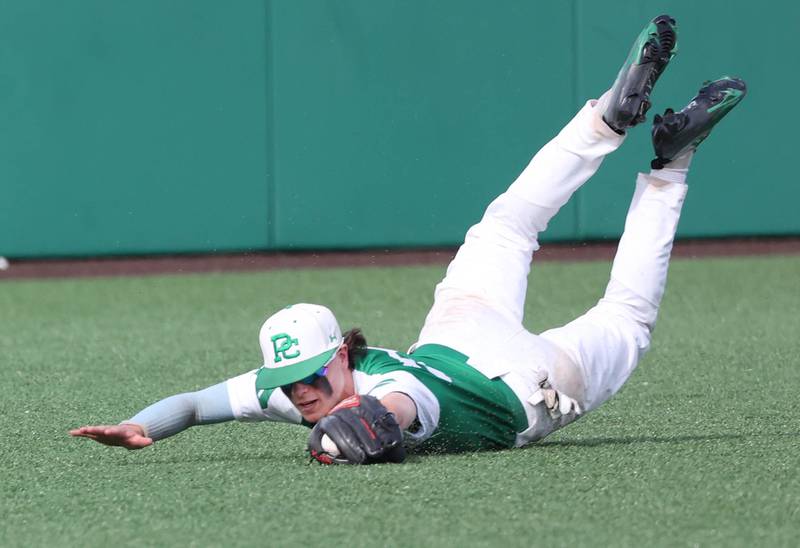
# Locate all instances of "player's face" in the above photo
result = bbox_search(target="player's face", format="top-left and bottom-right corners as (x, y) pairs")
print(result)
(284, 346), (354, 423)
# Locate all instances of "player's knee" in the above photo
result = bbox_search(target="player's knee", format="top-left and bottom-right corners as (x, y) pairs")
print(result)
(588, 302), (653, 353)
(627, 319), (652, 354)
(473, 193), (550, 247)
(601, 279), (660, 330)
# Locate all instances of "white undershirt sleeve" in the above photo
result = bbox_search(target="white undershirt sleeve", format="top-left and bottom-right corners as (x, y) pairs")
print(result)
(226, 369), (302, 424)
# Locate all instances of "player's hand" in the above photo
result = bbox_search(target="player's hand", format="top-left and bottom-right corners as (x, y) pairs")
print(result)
(69, 424), (153, 450)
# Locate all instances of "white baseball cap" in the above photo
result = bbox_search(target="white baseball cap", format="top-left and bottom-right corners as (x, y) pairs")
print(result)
(256, 303), (343, 389)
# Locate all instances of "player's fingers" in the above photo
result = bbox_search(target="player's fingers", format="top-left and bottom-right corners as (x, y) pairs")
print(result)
(69, 427), (106, 438)
(71, 432), (114, 445)
(71, 425), (112, 436)
(101, 426), (139, 440)
(97, 435), (133, 447)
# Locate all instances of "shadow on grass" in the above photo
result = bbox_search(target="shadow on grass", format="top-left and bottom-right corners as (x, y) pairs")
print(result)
(537, 431), (799, 448)
(111, 432), (800, 466)
(114, 450), (304, 466)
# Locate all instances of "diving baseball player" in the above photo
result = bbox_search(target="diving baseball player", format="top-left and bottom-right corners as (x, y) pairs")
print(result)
(71, 15), (747, 464)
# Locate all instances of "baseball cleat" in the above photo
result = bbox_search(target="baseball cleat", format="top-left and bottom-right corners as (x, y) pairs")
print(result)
(601, 14), (678, 134)
(651, 76), (747, 168)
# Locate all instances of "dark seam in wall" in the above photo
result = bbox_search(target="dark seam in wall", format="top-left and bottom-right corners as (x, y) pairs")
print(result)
(264, 0), (276, 250)
(572, 0), (584, 240)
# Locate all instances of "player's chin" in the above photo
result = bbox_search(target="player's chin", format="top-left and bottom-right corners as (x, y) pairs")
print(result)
(297, 401), (325, 423)
(302, 410), (326, 424)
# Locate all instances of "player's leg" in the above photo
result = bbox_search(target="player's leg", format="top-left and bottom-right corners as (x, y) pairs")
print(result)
(428, 99), (623, 318)
(540, 77), (747, 413)
(539, 171), (688, 412)
(413, 16), (678, 358)
(410, 100), (624, 359)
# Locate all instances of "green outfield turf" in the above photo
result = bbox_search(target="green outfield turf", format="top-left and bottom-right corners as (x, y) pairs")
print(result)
(2, 255), (799, 547)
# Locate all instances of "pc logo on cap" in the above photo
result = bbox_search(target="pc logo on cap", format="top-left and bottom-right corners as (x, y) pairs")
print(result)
(255, 303), (343, 389)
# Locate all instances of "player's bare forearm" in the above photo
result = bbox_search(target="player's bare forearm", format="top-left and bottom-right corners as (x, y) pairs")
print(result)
(380, 392), (417, 430)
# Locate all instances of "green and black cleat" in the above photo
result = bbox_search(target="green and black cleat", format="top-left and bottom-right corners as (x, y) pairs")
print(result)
(602, 14), (678, 134)
(651, 77), (747, 169)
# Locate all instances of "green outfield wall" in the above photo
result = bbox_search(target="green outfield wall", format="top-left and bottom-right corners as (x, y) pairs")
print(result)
(1, 1), (795, 258)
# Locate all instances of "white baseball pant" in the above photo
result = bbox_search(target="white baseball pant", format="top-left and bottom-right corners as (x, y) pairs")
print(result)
(412, 97), (689, 444)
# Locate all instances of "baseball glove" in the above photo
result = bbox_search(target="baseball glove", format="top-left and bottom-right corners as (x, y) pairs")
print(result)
(307, 395), (406, 465)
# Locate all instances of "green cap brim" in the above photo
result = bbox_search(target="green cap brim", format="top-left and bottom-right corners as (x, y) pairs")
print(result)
(255, 347), (338, 390)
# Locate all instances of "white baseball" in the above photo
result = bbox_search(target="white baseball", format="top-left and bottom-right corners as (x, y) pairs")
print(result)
(321, 434), (340, 456)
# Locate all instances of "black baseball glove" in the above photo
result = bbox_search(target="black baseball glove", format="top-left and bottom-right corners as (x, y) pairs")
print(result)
(307, 395), (406, 465)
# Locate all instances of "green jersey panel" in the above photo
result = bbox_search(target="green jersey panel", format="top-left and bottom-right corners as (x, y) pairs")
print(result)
(357, 345), (527, 452)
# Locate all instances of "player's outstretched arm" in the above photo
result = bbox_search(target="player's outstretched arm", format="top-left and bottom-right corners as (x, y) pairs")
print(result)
(69, 380), (235, 449)
(69, 424), (153, 450)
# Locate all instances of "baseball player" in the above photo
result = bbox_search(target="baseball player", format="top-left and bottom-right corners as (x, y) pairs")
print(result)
(71, 15), (746, 464)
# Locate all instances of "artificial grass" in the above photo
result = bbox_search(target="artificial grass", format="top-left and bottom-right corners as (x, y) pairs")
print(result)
(1, 255), (798, 547)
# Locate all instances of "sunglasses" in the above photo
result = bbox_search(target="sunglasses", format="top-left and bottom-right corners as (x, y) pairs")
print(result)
(298, 365), (330, 385)
(280, 365), (330, 395)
